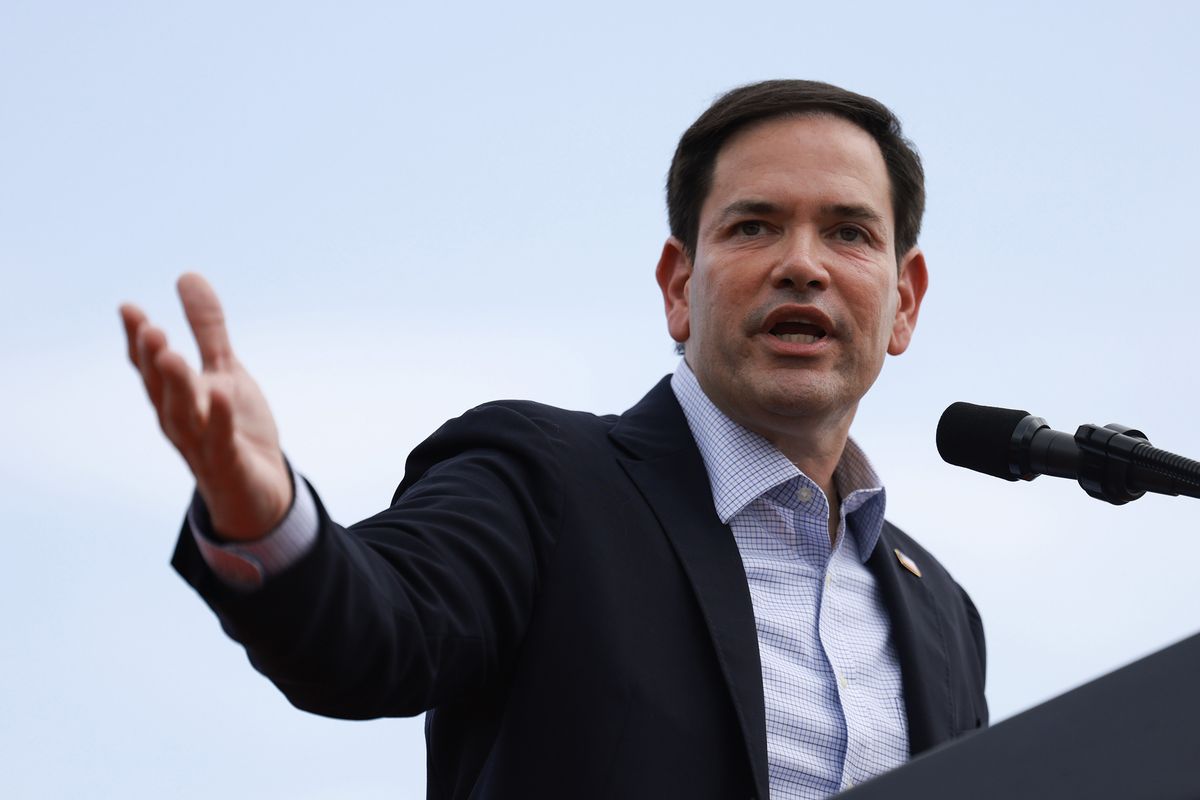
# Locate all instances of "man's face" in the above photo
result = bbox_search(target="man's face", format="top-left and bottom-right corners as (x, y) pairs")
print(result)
(657, 114), (927, 442)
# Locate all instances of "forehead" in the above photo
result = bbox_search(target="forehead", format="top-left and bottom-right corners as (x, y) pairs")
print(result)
(702, 114), (893, 226)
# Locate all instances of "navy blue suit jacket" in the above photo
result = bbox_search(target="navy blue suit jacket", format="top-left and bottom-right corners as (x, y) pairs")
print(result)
(174, 377), (987, 799)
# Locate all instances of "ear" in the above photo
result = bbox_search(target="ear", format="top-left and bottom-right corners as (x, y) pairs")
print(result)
(887, 246), (928, 356)
(656, 236), (693, 346)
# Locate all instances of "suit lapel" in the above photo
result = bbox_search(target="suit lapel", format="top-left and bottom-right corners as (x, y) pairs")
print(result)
(611, 378), (770, 800)
(867, 523), (952, 755)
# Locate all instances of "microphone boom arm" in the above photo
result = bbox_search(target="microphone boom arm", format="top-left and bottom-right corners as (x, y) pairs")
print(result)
(937, 401), (1200, 505)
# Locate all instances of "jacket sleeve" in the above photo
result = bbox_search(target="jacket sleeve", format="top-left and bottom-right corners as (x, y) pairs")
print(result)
(171, 402), (565, 719)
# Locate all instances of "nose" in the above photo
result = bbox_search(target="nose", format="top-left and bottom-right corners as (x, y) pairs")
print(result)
(770, 230), (830, 291)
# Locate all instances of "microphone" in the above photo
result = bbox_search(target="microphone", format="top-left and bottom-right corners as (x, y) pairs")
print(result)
(936, 402), (1200, 504)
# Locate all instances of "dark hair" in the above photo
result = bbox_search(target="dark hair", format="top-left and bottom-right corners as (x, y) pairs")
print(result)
(666, 79), (926, 260)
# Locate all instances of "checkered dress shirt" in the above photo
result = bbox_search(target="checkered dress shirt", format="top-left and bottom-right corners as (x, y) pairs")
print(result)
(671, 360), (908, 798)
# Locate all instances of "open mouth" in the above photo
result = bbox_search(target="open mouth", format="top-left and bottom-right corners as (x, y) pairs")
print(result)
(769, 320), (827, 345)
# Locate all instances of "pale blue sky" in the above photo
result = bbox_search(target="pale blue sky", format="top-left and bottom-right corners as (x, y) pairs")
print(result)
(3, 1), (1199, 796)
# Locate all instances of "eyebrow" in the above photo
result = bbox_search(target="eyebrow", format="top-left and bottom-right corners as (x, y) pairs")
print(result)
(712, 199), (887, 228)
(712, 199), (782, 226)
(822, 203), (886, 227)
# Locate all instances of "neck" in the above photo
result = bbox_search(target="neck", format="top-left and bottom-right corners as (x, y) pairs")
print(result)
(752, 410), (855, 547)
(777, 428), (846, 547)
(757, 407), (854, 497)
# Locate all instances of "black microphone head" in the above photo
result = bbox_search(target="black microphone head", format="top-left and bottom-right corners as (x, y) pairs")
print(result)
(937, 402), (1031, 481)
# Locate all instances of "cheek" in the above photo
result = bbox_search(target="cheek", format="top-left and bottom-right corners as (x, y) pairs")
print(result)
(708, 270), (754, 310)
(692, 276), (733, 329)
(848, 280), (898, 341)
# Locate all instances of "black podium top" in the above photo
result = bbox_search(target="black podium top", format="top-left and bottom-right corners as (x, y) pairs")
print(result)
(839, 632), (1200, 800)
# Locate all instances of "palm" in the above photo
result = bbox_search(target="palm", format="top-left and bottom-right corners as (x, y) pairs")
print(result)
(121, 274), (292, 540)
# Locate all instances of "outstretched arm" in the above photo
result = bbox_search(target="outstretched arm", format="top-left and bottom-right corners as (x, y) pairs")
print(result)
(120, 273), (291, 541)
(125, 276), (562, 717)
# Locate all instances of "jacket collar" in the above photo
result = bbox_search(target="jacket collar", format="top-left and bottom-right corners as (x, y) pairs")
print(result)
(867, 523), (954, 756)
(608, 378), (955, 778)
(609, 377), (770, 800)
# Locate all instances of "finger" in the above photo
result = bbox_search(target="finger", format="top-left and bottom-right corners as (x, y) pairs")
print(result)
(205, 385), (237, 463)
(177, 272), (234, 372)
(119, 304), (148, 368)
(156, 346), (205, 449)
(136, 322), (169, 409)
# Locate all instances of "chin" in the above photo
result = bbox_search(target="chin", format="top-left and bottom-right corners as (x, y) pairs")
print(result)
(746, 380), (844, 421)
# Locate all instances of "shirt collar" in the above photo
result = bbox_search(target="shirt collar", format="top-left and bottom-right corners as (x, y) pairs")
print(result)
(670, 359), (888, 562)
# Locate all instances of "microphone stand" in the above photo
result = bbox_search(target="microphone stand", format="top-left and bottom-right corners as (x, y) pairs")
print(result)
(1035, 422), (1200, 505)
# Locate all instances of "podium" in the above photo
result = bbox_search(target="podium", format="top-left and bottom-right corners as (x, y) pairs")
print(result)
(838, 632), (1200, 799)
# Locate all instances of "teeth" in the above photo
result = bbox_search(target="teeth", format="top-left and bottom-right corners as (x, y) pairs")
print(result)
(776, 333), (820, 344)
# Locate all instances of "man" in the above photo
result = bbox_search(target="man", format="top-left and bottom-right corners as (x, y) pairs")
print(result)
(121, 80), (986, 800)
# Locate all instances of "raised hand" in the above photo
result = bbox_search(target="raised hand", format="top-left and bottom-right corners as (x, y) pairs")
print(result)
(120, 274), (292, 541)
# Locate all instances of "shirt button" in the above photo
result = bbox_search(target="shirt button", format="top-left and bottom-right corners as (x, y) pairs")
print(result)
(798, 486), (814, 502)
(838, 673), (849, 690)
(824, 573), (833, 588)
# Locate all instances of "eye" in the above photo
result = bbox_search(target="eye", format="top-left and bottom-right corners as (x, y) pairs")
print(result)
(736, 220), (766, 236)
(835, 226), (868, 243)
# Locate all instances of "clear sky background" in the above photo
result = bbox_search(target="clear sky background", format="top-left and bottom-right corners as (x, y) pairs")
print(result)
(3, 1), (1199, 797)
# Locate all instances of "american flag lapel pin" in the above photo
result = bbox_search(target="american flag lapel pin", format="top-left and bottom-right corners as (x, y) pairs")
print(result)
(894, 548), (922, 578)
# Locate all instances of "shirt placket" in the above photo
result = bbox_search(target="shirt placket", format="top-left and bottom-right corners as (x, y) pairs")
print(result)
(810, 498), (858, 792)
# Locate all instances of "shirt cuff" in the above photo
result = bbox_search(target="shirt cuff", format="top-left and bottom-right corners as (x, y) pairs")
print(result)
(187, 468), (319, 591)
